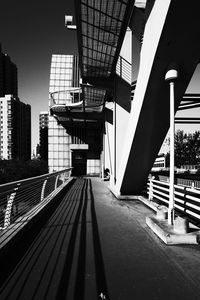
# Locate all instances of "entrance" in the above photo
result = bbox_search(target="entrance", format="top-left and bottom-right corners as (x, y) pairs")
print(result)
(72, 151), (87, 176)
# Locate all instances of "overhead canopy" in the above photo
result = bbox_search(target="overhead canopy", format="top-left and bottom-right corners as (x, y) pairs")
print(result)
(75, 0), (135, 82)
(52, 0), (135, 124)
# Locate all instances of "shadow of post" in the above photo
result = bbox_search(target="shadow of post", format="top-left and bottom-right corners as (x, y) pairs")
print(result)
(56, 179), (87, 299)
(89, 179), (110, 300)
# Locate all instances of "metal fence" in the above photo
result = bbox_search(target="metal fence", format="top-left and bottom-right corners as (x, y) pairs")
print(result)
(147, 178), (200, 223)
(176, 178), (200, 189)
(157, 175), (200, 189)
(116, 55), (132, 84)
(0, 168), (72, 231)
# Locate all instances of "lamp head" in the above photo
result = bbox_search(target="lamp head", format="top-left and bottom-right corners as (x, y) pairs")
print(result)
(165, 69), (178, 81)
(165, 63), (179, 81)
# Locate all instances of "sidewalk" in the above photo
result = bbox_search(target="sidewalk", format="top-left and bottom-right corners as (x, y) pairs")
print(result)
(1, 177), (200, 299)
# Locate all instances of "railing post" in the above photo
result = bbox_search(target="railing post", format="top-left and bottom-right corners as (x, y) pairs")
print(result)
(3, 183), (21, 229)
(41, 177), (48, 202)
(120, 56), (122, 77)
(191, 181), (195, 190)
(54, 175), (59, 190)
(148, 179), (154, 201)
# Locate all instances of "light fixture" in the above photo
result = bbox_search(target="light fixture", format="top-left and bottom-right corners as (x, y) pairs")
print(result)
(65, 15), (77, 30)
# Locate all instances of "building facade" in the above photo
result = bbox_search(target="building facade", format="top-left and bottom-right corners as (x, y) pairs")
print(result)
(48, 54), (102, 175)
(0, 95), (31, 160)
(48, 54), (79, 172)
(32, 144), (40, 159)
(39, 111), (48, 161)
(0, 45), (31, 161)
(0, 44), (18, 97)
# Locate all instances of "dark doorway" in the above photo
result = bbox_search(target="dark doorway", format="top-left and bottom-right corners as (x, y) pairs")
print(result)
(72, 151), (87, 176)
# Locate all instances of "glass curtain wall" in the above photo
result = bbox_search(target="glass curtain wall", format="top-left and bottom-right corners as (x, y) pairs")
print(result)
(48, 55), (79, 172)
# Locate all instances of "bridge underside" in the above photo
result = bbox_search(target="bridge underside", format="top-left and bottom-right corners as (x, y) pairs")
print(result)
(72, 0), (200, 195)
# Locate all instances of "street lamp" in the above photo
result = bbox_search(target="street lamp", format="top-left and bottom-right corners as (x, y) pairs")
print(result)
(165, 67), (178, 225)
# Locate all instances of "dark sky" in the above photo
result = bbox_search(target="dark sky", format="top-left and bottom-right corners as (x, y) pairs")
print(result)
(0, 0), (77, 147)
(0, 0), (200, 149)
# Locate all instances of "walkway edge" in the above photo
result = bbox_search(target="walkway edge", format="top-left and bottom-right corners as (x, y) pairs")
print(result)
(0, 178), (74, 257)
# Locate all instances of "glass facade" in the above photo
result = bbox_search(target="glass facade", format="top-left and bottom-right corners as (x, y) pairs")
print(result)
(48, 55), (80, 172)
(48, 54), (101, 175)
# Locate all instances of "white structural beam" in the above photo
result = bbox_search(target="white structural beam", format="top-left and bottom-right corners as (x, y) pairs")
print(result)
(114, 0), (200, 195)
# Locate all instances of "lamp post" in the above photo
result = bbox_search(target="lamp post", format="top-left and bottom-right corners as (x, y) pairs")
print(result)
(165, 68), (178, 225)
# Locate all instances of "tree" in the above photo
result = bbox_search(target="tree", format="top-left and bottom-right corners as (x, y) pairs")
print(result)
(187, 131), (200, 164)
(174, 130), (200, 167)
(174, 130), (188, 167)
(0, 159), (48, 184)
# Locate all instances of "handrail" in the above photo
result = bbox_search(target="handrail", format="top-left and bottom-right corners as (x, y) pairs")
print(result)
(147, 178), (200, 223)
(49, 88), (82, 106)
(176, 178), (200, 189)
(158, 175), (200, 189)
(0, 168), (72, 230)
(116, 55), (132, 84)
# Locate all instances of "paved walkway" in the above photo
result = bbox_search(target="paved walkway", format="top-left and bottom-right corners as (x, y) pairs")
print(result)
(1, 177), (200, 299)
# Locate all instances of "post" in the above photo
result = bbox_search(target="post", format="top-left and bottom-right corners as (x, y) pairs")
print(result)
(55, 175), (59, 190)
(114, 100), (116, 184)
(148, 179), (153, 201)
(41, 177), (48, 202)
(3, 183), (21, 229)
(169, 81), (175, 225)
(101, 131), (105, 179)
(165, 68), (178, 225)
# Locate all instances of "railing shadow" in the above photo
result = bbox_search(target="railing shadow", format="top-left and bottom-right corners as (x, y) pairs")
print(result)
(0, 178), (109, 300)
(56, 178), (109, 300)
(89, 179), (109, 300)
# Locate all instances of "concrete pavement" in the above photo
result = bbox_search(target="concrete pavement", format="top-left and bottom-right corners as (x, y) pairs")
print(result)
(0, 177), (200, 299)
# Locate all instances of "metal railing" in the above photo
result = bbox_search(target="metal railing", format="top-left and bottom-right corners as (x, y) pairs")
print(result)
(0, 168), (72, 231)
(157, 175), (200, 189)
(131, 80), (137, 101)
(50, 87), (82, 106)
(147, 178), (200, 222)
(116, 56), (132, 84)
(176, 178), (200, 189)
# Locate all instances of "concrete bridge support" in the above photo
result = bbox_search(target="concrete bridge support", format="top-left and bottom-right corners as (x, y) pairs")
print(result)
(111, 0), (200, 196)
(104, 75), (131, 184)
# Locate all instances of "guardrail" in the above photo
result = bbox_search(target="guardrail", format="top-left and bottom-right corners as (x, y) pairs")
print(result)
(157, 175), (200, 189)
(116, 56), (132, 84)
(176, 178), (200, 189)
(0, 168), (72, 230)
(147, 179), (200, 223)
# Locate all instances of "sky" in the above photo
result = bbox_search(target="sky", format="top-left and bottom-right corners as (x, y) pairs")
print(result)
(0, 0), (200, 152)
(0, 0), (77, 148)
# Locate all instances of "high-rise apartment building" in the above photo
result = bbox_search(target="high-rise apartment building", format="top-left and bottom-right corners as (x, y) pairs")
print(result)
(39, 111), (48, 161)
(0, 95), (31, 160)
(0, 44), (18, 97)
(0, 44), (31, 160)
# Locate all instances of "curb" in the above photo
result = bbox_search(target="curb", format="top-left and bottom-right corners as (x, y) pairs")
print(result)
(146, 215), (200, 245)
